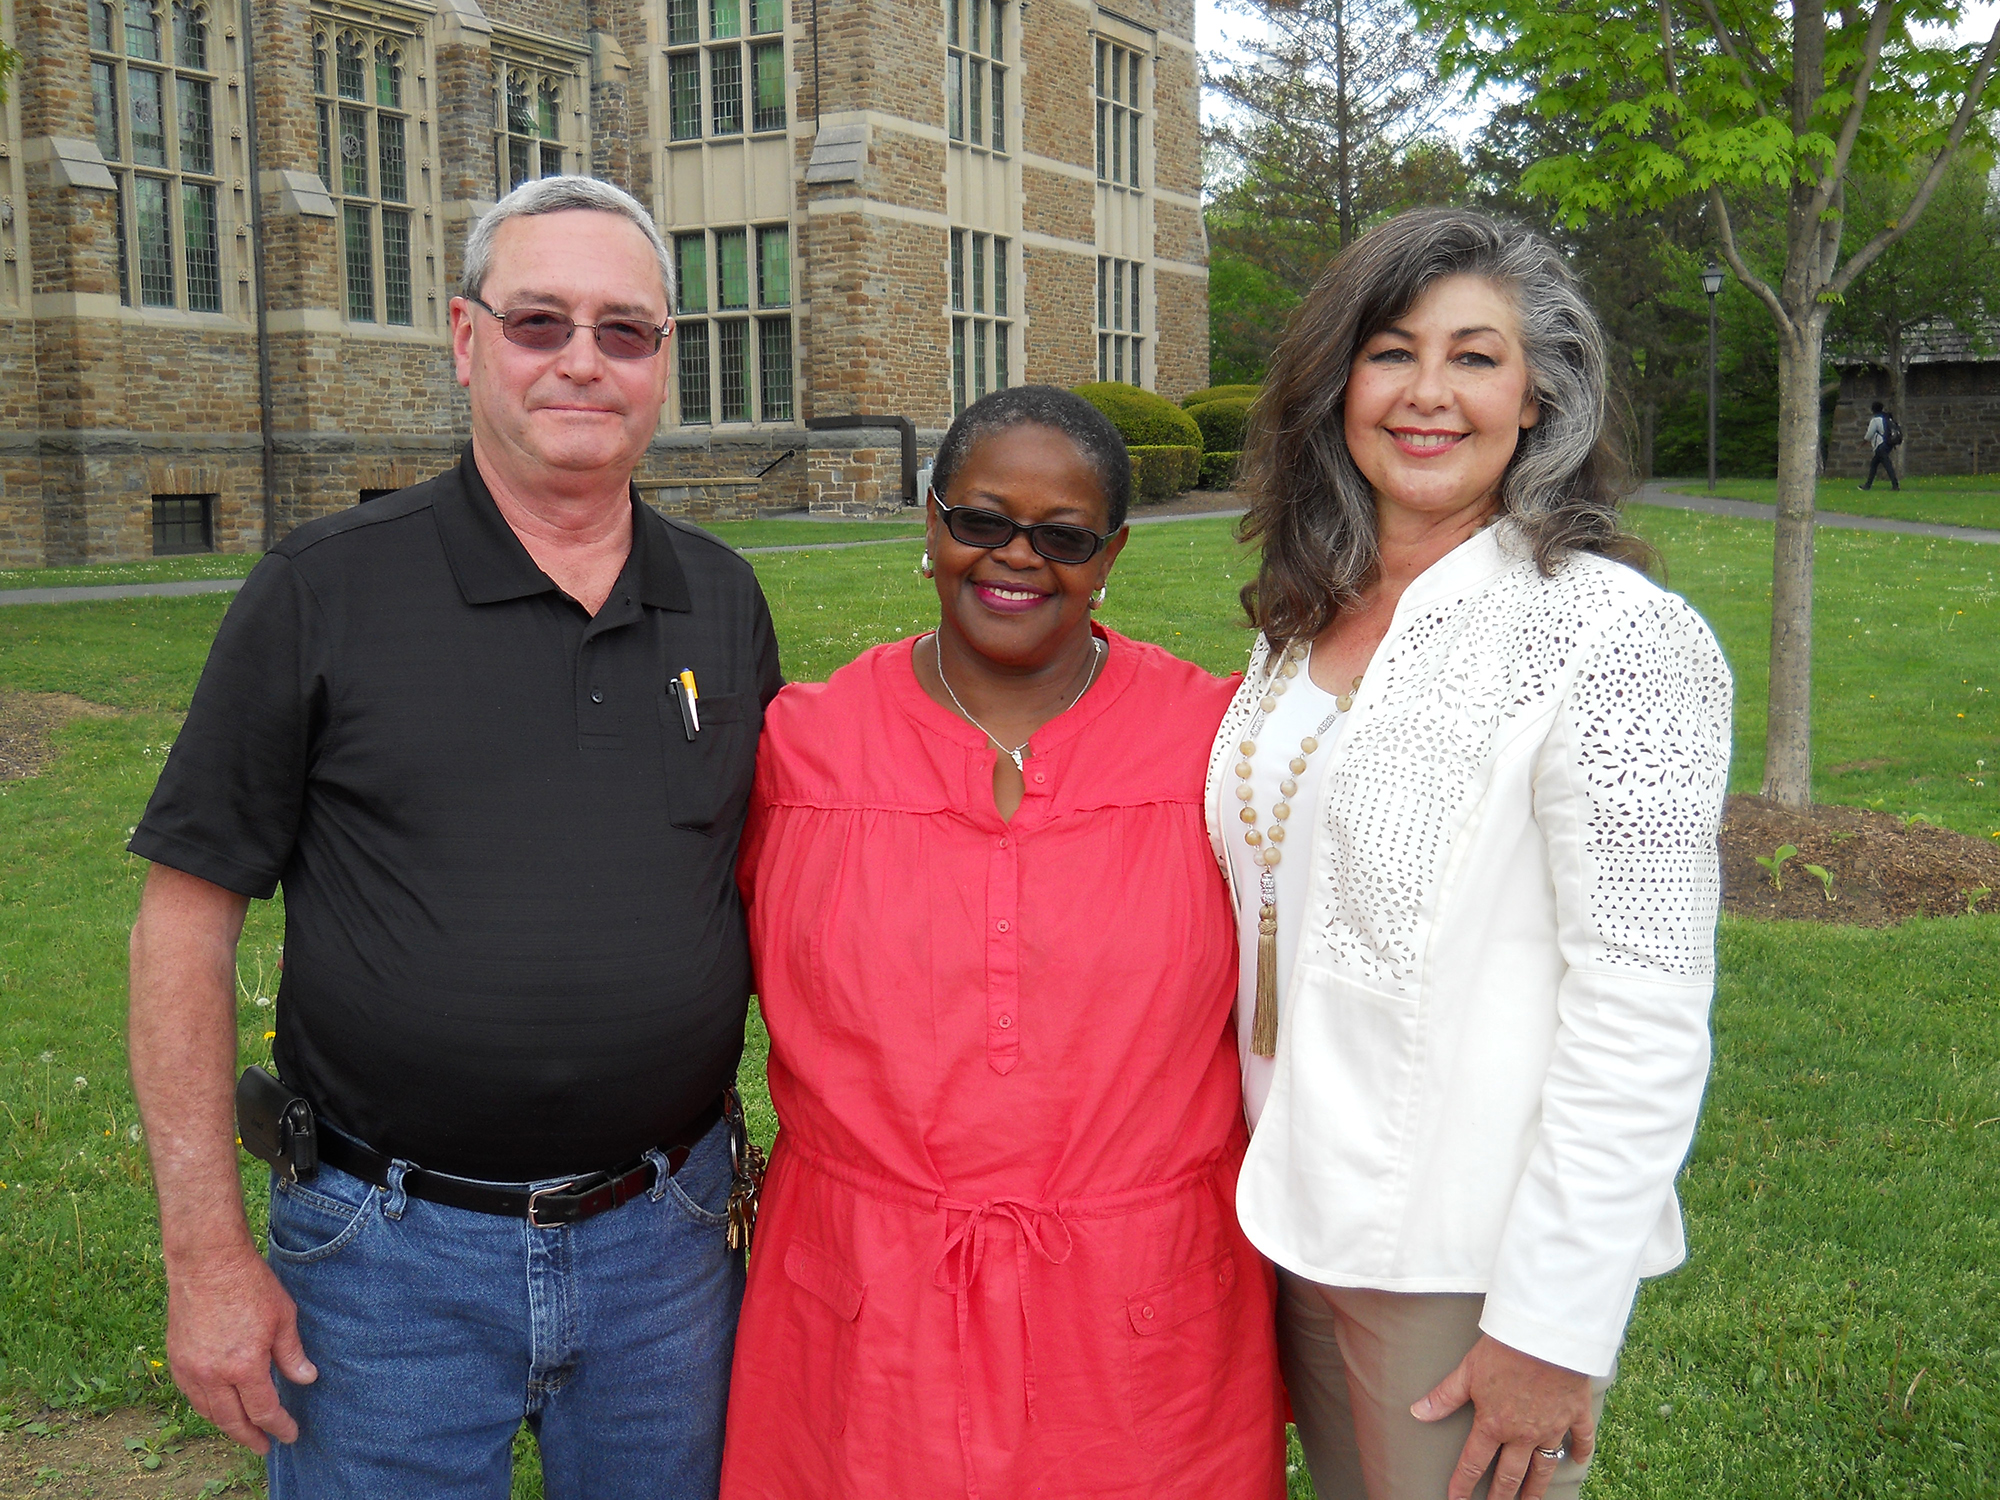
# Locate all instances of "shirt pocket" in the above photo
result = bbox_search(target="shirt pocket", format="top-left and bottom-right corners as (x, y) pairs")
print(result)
(660, 689), (761, 834)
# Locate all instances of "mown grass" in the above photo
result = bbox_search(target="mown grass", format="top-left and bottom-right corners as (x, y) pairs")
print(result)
(1624, 507), (1996, 835)
(1, 512), (1995, 1498)
(1661, 474), (2000, 532)
(0, 520), (926, 593)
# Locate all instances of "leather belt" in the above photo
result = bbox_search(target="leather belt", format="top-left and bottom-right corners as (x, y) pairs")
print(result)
(314, 1096), (725, 1228)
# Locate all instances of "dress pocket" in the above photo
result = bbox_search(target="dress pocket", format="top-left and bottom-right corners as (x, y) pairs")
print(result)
(1125, 1248), (1244, 1458)
(661, 690), (760, 833)
(266, 1170), (378, 1264)
(781, 1242), (864, 1436)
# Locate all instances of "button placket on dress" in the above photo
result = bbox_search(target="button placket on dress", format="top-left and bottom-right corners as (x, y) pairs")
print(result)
(984, 757), (1023, 1074)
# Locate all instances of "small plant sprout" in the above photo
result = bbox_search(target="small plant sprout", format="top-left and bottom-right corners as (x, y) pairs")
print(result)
(1903, 813), (1939, 829)
(1967, 888), (1993, 917)
(1755, 844), (1799, 892)
(1803, 864), (1836, 901)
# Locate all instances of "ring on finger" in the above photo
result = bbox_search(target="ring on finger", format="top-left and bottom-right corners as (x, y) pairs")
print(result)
(1534, 1444), (1568, 1463)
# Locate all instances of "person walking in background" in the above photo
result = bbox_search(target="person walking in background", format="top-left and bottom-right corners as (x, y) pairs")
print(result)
(1863, 400), (1902, 490)
(1212, 209), (1732, 1500)
(721, 386), (1287, 1500)
(126, 175), (779, 1498)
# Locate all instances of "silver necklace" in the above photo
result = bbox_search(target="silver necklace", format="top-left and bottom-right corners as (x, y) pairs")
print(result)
(933, 632), (1105, 772)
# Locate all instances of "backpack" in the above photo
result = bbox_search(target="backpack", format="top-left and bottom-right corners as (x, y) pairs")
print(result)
(1883, 413), (1904, 449)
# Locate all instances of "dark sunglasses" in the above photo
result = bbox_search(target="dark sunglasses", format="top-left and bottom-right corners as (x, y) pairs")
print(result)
(931, 491), (1119, 565)
(468, 296), (670, 360)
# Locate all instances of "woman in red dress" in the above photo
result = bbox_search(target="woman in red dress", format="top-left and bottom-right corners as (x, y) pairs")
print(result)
(720, 387), (1285, 1500)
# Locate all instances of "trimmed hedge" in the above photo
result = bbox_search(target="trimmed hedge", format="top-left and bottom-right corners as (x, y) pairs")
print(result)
(1180, 383), (1261, 409)
(1198, 450), (1242, 490)
(1073, 382), (1204, 451)
(1186, 397), (1253, 454)
(1129, 445), (1201, 502)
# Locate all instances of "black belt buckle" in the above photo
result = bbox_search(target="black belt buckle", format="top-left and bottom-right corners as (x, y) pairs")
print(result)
(526, 1177), (582, 1229)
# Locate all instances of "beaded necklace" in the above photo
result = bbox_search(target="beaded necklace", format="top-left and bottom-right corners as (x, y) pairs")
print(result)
(1230, 640), (1362, 1057)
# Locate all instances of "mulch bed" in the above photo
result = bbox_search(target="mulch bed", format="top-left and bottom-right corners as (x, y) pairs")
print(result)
(1721, 795), (2000, 925)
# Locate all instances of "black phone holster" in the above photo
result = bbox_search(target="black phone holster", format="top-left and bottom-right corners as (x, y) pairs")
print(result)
(236, 1065), (319, 1182)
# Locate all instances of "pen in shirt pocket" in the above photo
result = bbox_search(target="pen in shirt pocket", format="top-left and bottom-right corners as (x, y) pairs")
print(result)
(675, 669), (701, 739)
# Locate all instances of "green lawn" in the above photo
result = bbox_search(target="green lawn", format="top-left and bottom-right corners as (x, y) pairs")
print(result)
(1660, 474), (2000, 532)
(1, 512), (1995, 1497)
(1623, 508), (1996, 836)
(0, 520), (924, 592)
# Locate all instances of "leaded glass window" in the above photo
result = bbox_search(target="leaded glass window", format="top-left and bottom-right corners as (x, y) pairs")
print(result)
(494, 58), (575, 192)
(92, 0), (228, 313)
(666, 3), (784, 142)
(671, 225), (796, 427)
(947, 0), (1006, 153)
(316, 15), (423, 325)
(1095, 39), (1145, 190)
(1096, 255), (1145, 386)
(950, 230), (1010, 415)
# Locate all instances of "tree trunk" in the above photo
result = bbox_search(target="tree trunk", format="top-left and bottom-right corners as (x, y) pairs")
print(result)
(1762, 318), (1825, 807)
(1640, 400), (1656, 481)
(1334, 0), (1352, 247)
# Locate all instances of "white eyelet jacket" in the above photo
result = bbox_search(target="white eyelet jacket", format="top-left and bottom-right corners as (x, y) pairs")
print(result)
(1205, 522), (1733, 1377)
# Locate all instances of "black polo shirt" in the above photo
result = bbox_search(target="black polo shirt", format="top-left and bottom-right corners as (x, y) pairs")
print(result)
(132, 447), (781, 1181)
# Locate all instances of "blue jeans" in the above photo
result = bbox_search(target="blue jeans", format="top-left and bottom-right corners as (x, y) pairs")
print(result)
(264, 1116), (743, 1500)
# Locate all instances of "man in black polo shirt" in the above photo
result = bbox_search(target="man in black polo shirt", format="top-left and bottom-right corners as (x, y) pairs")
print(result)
(126, 176), (779, 1498)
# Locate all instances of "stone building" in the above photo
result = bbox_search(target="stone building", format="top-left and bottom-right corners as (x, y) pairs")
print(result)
(1828, 320), (2000, 478)
(0, 0), (1207, 565)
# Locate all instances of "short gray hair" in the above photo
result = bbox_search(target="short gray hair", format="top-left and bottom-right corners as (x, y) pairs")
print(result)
(1239, 208), (1647, 647)
(461, 176), (676, 312)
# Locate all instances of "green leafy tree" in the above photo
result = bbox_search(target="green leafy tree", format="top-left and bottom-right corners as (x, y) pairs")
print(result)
(1827, 151), (2000, 462)
(1207, 0), (1454, 251)
(1470, 102), (1721, 477)
(1207, 243), (1300, 385)
(1427, 0), (2000, 805)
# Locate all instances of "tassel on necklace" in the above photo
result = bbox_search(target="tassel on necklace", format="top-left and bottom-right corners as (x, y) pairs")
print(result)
(1251, 869), (1279, 1058)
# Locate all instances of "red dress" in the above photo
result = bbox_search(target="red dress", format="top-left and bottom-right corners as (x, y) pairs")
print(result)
(720, 629), (1285, 1500)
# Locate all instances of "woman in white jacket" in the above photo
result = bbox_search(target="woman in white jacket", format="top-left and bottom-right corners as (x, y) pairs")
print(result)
(1209, 210), (1732, 1500)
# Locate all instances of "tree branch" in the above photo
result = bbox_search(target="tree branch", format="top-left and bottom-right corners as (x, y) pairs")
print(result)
(1711, 187), (1794, 335)
(1805, 0), (1894, 227)
(1694, 0), (1775, 115)
(1829, 15), (2000, 298)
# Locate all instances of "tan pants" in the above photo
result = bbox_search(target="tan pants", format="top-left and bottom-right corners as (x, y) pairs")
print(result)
(1277, 1272), (1610, 1500)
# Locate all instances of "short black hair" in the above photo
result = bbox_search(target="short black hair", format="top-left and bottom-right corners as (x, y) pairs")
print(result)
(1872, 401), (1885, 412)
(931, 386), (1132, 532)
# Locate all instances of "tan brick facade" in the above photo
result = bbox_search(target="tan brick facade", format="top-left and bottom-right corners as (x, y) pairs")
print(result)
(0, 0), (1201, 562)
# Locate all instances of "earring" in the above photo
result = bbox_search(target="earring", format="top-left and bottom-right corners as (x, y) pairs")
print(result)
(1090, 584), (1107, 609)
(920, 551), (936, 579)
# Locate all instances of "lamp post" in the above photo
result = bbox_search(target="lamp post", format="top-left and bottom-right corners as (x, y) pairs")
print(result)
(1701, 261), (1726, 492)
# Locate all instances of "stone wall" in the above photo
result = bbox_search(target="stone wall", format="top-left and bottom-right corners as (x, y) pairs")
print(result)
(1153, 266), (1208, 401)
(1022, 243), (1094, 388)
(1830, 363), (2000, 478)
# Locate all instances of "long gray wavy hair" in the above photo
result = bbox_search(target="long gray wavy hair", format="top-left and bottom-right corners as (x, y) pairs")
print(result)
(1237, 208), (1648, 647)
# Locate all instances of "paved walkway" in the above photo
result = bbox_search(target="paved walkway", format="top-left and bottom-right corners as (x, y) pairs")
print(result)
(6, 491), (1990, 606)
(1633, 483), (2000, 545)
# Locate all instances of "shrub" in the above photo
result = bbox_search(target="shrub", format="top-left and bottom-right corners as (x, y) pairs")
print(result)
(1072, 382), (1204, 451)
(1180, 383), (1261, 409)
(1198, 450), (1242, 491)
(1186, 397), (1253, 454)
(1128, 445), (1200, 502)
